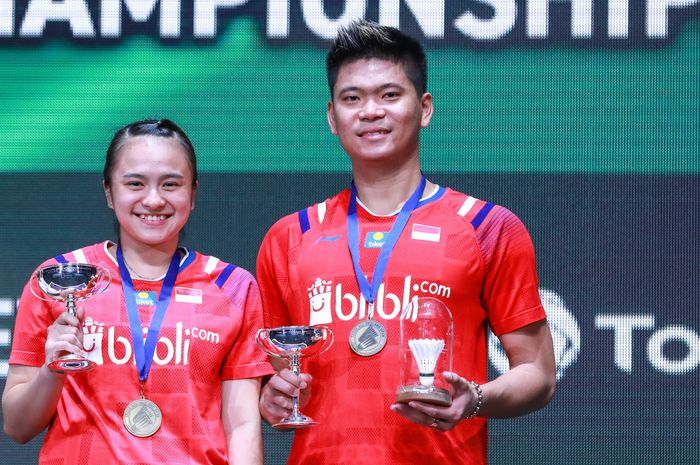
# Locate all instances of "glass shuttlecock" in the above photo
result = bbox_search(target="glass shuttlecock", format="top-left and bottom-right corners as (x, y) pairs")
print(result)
(408, 338), (445, 386)
(396, 297), (453, 407)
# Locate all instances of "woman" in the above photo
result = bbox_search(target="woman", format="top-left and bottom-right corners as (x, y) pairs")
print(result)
(2, 119), (272, 464)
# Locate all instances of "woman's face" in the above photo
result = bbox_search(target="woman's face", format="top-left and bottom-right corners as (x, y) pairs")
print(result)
(104, 135), (196, 251)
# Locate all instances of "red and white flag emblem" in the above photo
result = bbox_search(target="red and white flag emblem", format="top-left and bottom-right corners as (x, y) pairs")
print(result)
(175, 287), (202, 304)
(411, 224), (441, 242)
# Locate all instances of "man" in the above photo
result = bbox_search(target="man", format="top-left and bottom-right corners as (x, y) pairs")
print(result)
(257, 20), (556, 465)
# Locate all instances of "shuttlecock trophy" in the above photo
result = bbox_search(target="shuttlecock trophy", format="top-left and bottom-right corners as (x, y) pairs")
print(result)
(395, 297), (453, 406)
(30, 262), (111, 373)
(256, 325), (333, 429)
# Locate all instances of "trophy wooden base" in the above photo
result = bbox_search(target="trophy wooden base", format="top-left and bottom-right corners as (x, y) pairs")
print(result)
(395, 385), (452, 407)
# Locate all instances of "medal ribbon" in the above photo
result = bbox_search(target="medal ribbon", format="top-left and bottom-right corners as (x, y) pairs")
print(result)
(347, 176), (426, 311)
(117, 244), (180, 382)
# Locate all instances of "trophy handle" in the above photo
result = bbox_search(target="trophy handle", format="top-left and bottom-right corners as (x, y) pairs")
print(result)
(255, 328), (277, 358)
(315, 325), (334, 356)
(255, 328), (290, 359)
(29, 270), (53, 303)
(92, 267), (112, 298)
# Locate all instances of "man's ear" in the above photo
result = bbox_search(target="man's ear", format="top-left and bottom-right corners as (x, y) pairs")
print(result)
(327, 100), (338, 135)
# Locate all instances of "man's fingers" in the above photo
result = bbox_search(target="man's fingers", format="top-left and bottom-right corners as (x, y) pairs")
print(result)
(442, 371), (467, 387)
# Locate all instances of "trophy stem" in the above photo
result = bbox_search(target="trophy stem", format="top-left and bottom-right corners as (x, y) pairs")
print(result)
(49, 288), (93, 373)
(272, 351), (318, 429)
(66, 294), (77, 316)
(290, 353), (300, 375)
(289, 353), (302, 418)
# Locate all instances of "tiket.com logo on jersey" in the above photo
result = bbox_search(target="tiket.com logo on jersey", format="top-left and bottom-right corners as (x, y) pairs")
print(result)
(81, 317), (221, 366)
(365, 231), (388, 248)
(307, 276), (452, 326)
(134, 288), (202, 305)
(135, 291), (156, 306)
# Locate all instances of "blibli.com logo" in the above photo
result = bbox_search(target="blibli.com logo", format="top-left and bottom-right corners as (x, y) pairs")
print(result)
(307, 276), (451, 326)
(81, 317), (221, 366)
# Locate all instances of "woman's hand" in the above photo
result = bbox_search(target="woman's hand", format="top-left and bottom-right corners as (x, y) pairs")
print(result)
(44, 306), (86, 367)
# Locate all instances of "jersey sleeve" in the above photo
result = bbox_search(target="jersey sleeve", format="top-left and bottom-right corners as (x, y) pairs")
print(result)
(9, 267), (62, 367)
(256, 215), (299, 328)
(216, 267), (274, 380)
(476, 206), (546, 336)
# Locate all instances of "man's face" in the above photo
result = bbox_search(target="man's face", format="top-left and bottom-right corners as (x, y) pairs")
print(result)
(327, 58), (433, 167)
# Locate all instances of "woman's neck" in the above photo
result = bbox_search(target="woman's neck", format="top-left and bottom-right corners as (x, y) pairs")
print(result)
(110, 238), (180, 280)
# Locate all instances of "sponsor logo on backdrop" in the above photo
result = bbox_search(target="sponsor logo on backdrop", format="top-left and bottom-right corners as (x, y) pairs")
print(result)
(0, 297), (14, 377)
(1, 1), (698, 45)
(595, 313), (700, 375)
(489, 289), (581, 380)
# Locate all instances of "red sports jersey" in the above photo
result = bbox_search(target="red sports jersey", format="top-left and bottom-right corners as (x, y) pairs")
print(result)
(10, 241), (273, 465)
(256, 187), (546, 465)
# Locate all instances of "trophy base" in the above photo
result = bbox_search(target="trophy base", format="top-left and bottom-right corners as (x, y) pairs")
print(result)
(395, 385), (452, 407)
(48, 356), (96, 373)
(273, 415), (319, 430)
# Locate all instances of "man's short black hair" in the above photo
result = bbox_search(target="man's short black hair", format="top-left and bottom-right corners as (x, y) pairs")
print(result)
(326, 20), (427, 98)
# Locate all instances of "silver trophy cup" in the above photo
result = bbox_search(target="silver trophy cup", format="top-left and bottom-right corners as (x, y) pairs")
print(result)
(256, 325), (333, 429)
(30, 262), (111, 373)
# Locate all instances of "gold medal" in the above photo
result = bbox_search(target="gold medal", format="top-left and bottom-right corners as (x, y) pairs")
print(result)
(349, 319), (387, 356)
(123, 398), (162, 437)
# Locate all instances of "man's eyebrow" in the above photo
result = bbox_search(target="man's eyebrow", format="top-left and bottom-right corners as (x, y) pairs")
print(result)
(337, 82), (407, 95)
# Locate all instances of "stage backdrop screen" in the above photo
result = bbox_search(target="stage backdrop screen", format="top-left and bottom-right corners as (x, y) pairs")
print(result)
(1, 2), (698, 464)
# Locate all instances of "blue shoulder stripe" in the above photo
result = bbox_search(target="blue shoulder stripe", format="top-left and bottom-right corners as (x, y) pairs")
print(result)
(54, 255), (68, 264)
(471, 202), (495, 230)
(179, 248), (196, 271)
(214, 263), (237, 289)
(298, 208), (310, 234)
(418, 186), (446, 208)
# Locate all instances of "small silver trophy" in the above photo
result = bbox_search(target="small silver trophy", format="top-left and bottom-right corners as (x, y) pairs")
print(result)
(30, 262), (111, 373)
(256, 325), (333, 429)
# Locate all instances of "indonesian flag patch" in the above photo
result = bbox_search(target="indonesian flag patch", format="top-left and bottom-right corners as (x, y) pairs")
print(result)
(174, 287), (203, 304)
(411, 223), (441, 242)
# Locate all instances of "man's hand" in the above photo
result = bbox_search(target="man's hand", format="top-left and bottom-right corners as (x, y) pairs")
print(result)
(390, 371), (481, 432)
(259, 367), (313, 425)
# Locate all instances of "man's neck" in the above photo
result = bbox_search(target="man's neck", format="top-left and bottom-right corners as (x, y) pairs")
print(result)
(351, 164), (431, 216)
